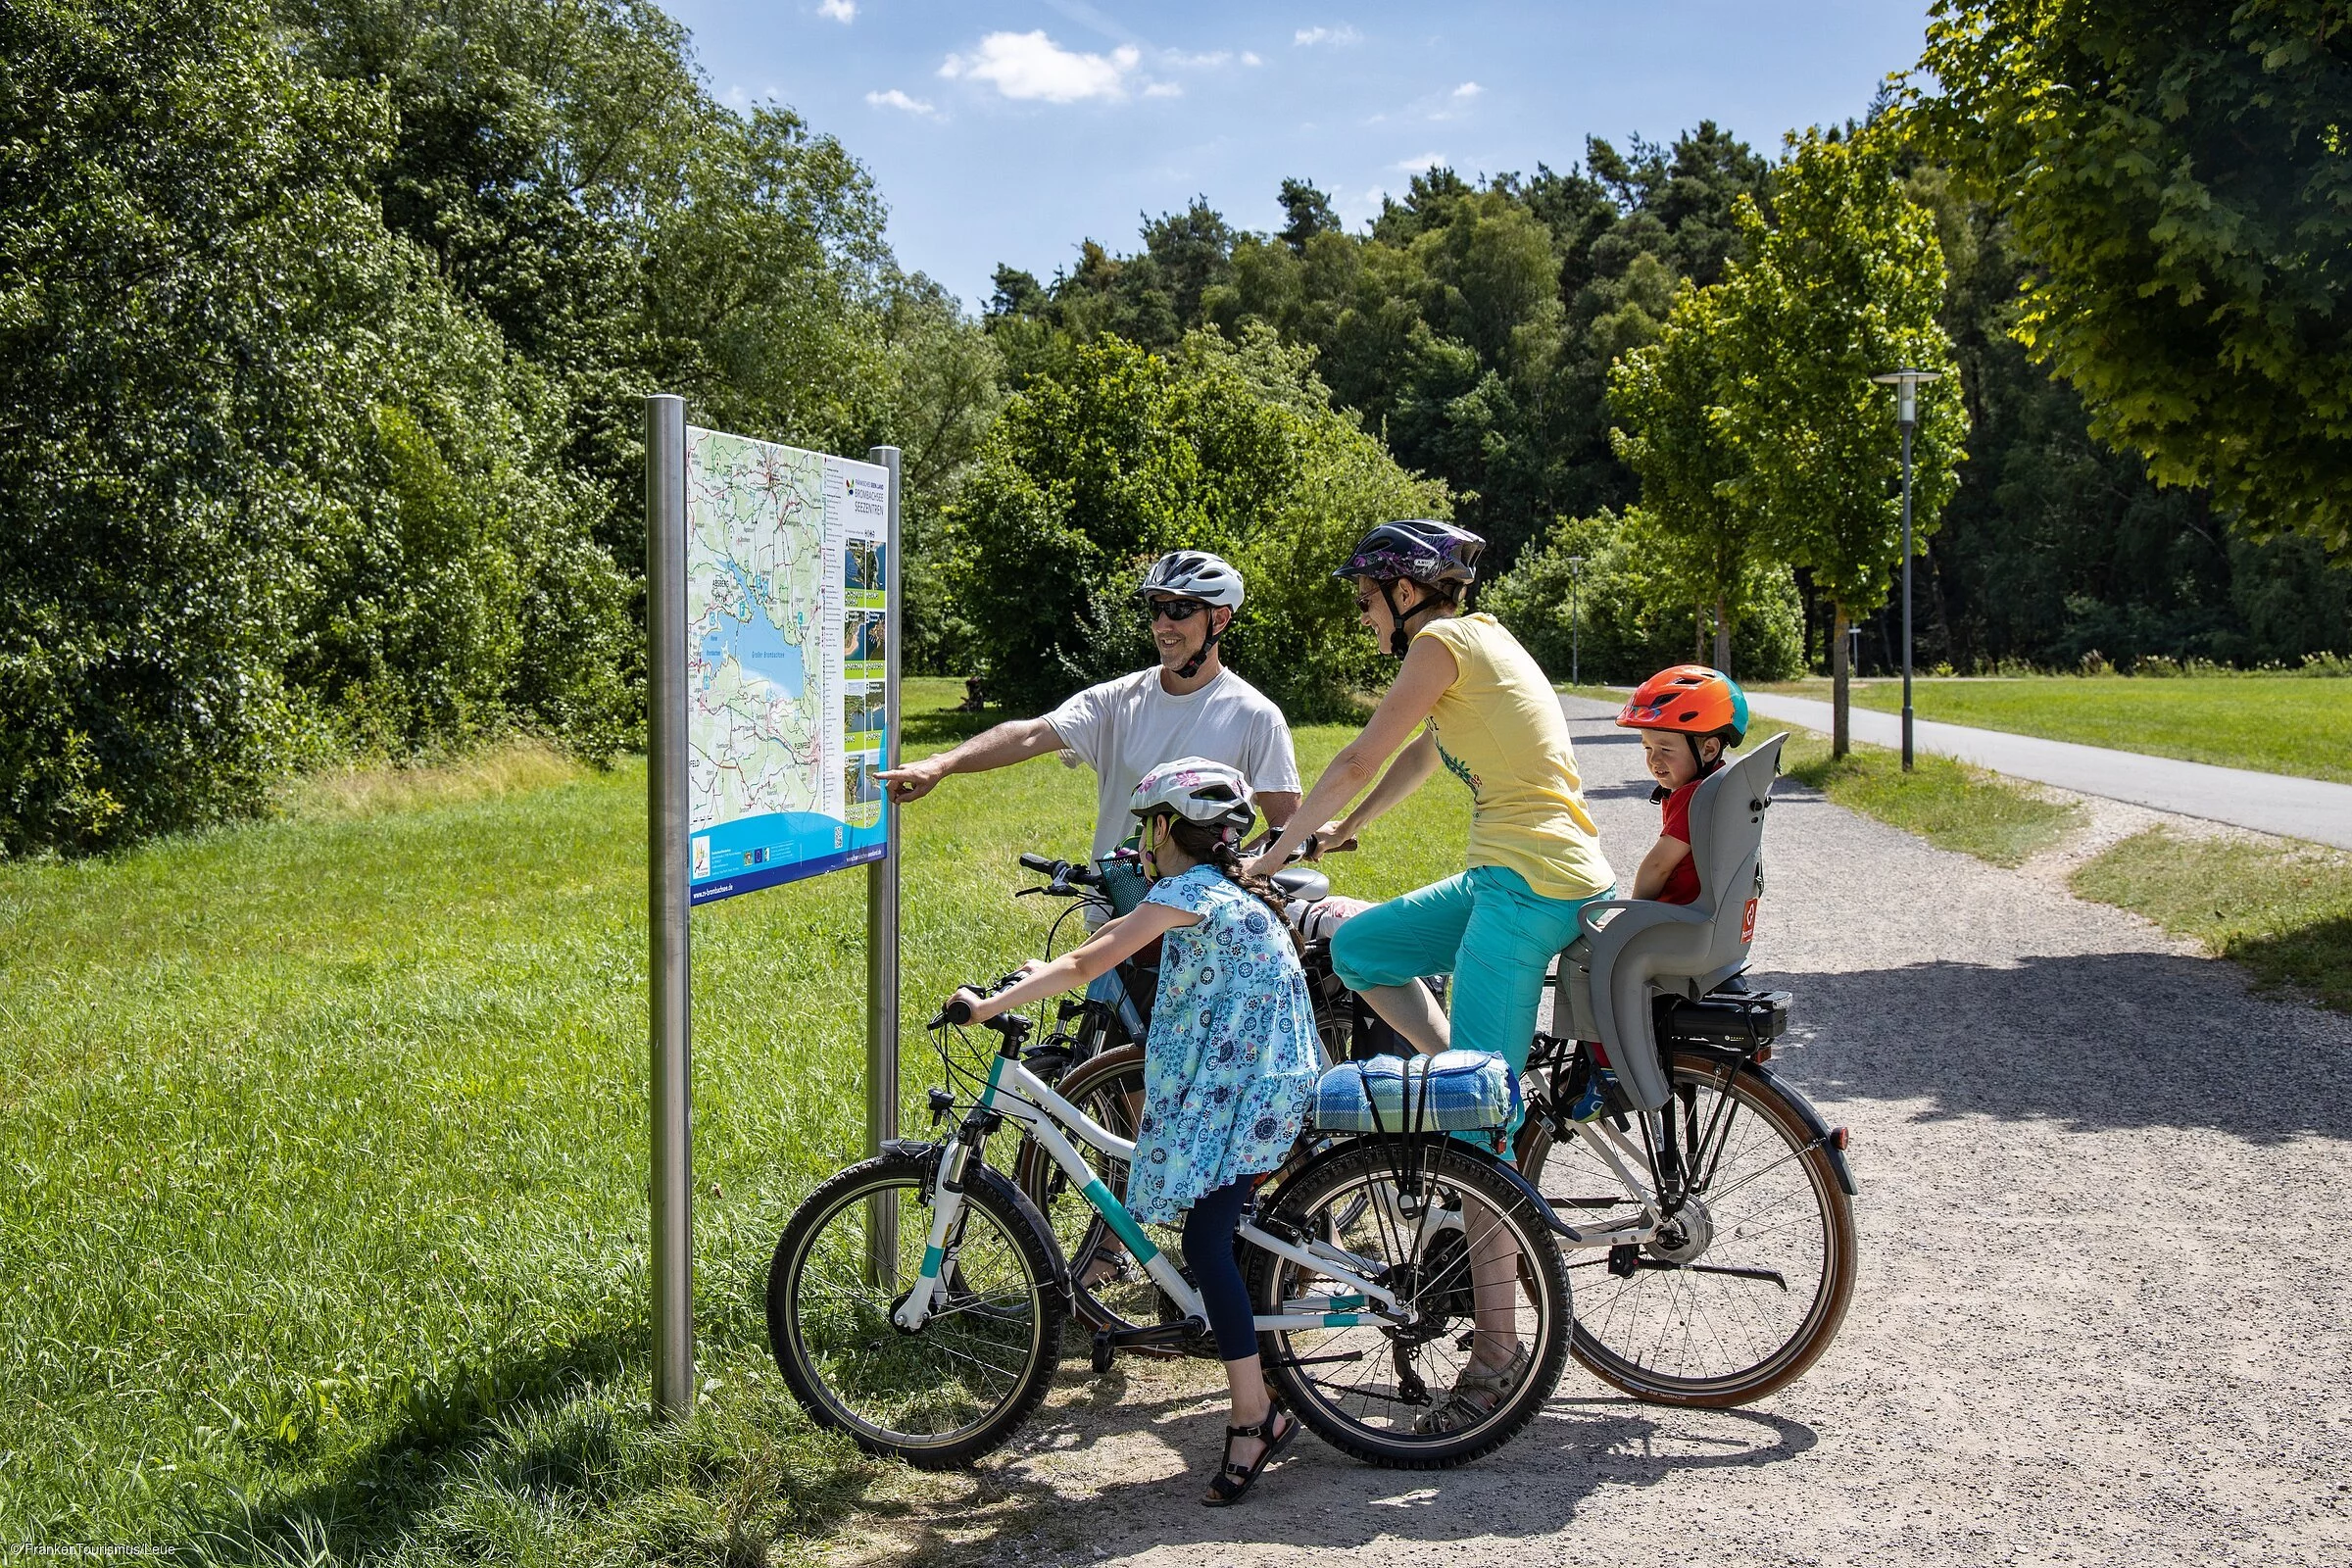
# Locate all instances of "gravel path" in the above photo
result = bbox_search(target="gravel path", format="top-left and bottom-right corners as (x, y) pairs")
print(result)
(841, 701), (2352, 1568)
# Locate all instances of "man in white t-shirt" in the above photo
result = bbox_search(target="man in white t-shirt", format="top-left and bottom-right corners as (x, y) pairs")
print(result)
(876, 551), (1302, 873)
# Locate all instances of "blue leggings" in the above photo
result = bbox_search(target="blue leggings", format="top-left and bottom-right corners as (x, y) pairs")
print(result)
(1180, 1177), (1259, 1362)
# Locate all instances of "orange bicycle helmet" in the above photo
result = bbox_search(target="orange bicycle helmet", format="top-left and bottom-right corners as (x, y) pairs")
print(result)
(1618, 666), (1749, 774)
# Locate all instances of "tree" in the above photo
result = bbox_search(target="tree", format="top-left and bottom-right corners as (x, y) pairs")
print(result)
(1608, 282), (1770, 672)
(1277, 178), (1340, 253)
(1719, 130), (1966, 753)
(946, 330), (1447, 720)
(1914, 1), (2352, 556)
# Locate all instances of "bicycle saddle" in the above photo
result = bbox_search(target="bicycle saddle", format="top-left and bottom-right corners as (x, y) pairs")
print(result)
(1555, 733), (1788, 1111)
(1270, 866), (1329, 904)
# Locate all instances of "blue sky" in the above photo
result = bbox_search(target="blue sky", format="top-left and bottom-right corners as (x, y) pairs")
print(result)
(660, 2), (1937, 311)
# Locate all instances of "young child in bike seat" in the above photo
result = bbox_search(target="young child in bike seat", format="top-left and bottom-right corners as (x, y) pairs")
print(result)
(945, 756), (1322, 1506)
(1616, 665), (1749, 905)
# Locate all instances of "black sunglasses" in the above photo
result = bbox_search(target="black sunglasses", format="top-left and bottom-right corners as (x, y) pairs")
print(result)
(1147, 597), (1210, 623)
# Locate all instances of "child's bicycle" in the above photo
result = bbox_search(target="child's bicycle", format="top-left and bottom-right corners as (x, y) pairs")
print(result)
(762, 984), (1575, 1470)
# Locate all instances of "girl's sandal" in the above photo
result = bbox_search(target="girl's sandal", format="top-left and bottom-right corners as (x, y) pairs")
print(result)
(1201, 1405), (1299, 1506)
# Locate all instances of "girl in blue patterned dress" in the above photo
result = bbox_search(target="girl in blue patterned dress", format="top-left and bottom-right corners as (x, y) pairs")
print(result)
(947, 757), (1321, 1505)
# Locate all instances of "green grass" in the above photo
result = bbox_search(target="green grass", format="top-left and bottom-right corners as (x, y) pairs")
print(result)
(0, 677), (1468, 1563)
(2073, 831), (2352, 1013)
(1755, 674), (2352, 783)
(1776, 729), (2082, 867)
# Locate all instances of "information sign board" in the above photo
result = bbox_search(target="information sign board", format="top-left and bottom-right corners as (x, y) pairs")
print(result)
(684, 427), (891, 903)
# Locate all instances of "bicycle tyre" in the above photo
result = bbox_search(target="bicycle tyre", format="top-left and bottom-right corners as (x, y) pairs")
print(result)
(1517, 1050), (1856, 1407)
(1249, 1139), (1572, 1469)
(766, 1150), (1065, 1467)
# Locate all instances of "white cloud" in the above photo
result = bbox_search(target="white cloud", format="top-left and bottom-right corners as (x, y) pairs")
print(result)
(1144, 81), (1183, 98)
(1163, 49), (1231, 68)
(1452, 81), (1482, 100)
(818, 0), (855, 21)
(1243, 51), (1263, 66)
(1395, 151), (1446, 172)
(865, 88), (939, 117)
(1295, 25), (1362, 47)
(939, 31), (1141, 103)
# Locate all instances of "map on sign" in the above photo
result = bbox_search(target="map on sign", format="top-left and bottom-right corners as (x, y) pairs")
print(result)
(685, 426), (890, 904)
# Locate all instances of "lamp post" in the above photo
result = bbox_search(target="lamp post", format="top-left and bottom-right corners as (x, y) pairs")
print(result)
(1567, 555), (1586, 687)
(1871, 368), (1941, 771)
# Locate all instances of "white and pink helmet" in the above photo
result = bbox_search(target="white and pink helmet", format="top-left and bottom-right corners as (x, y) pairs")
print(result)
(1128, 756), (1256, 841)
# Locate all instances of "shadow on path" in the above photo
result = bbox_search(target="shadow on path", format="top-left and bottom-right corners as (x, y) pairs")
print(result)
(1756, 952), (2352, 1143)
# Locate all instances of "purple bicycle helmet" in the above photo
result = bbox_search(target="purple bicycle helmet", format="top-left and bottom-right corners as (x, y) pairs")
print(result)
(1333, 520), (1486, 656)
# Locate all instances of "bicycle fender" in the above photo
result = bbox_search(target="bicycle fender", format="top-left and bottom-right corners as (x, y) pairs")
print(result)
(1744, 1063), (1858, 1198)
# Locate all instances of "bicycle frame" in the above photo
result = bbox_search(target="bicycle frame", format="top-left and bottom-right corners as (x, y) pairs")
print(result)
(890, 1050), (1414, 1337)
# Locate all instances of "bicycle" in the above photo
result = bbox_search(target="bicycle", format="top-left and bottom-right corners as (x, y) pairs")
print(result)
(1001, 735), (1860, 1406)
(763, 985), (1575, 1470)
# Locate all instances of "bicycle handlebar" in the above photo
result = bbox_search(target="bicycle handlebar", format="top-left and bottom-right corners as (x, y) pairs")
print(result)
(1014, 851), (1103, 895)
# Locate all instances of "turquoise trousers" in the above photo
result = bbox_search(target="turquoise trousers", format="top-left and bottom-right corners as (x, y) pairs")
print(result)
(1330, 865), (1609, 1075)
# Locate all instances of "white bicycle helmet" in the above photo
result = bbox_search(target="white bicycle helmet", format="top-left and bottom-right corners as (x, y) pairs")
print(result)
(1128, 756), (1256, 839)
(1136, 551), (1246, 611)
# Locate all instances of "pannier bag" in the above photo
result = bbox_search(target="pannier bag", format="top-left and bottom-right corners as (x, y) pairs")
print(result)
(1310, 1050), (1520, 1134)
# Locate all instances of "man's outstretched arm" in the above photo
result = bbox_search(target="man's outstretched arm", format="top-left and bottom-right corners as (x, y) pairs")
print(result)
(877, 716), (1064, 804)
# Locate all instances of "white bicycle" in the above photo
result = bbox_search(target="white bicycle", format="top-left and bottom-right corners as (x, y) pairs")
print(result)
(764, 988), (1574, 1470)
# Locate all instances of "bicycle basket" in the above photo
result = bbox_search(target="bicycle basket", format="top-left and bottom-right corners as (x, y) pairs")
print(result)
(1309, 1050), (1519, 1134)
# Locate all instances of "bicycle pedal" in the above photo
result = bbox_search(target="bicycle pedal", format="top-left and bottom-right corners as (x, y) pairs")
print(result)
(1090, 1331), (1115, 1375)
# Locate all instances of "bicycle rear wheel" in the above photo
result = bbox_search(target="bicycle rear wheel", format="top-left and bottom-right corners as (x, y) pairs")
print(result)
(1250, 1140), (1572, 1469)
(766, 1151), (1064, 1467)
(1518, 1050), (1856, 1406)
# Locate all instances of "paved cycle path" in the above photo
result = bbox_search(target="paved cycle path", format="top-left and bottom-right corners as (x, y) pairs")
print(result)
(1742, 691), (2352, 849)
(867, 698), (2352, 1568)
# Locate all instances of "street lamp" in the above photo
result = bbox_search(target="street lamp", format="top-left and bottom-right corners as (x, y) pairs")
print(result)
(1567, 555), (1586, 687)
(1871, 368), (1941, 771)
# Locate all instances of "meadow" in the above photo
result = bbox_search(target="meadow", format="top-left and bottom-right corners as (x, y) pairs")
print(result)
(1757, 674), (2352, 783)
(0, 679), (1466, 1563)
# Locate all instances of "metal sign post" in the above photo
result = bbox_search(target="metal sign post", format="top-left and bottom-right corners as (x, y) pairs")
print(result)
(863, 445), (903, 1283)
(646, 394), (694, 1420)
(642, 403), (904, 1420)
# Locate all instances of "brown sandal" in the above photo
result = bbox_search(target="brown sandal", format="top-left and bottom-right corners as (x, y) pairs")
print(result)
(1201, 1405), (1299, 1506)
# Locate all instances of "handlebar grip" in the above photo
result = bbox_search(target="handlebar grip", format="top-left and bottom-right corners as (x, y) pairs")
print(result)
(1018, 853), (1056, 873)
(936, 996), (974, 1027)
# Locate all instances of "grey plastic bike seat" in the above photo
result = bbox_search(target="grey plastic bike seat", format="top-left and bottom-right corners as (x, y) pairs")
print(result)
(1555, 733), (1787, 1111)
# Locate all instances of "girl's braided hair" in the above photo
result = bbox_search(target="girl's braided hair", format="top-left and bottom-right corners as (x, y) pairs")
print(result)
(1154, 812), (1301, 952)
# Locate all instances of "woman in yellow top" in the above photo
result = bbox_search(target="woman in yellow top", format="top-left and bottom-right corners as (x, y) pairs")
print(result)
(1248, 517), (1614, 1431)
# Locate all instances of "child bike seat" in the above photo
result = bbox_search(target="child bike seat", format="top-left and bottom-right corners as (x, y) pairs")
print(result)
(1555, 734), (1788, 1112)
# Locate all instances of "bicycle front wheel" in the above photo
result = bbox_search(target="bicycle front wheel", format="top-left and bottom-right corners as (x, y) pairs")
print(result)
(1519, 1050), (1856, 1406)
(1250, 1140), (1572, 1469)
(765, 1151), (1064, 1467)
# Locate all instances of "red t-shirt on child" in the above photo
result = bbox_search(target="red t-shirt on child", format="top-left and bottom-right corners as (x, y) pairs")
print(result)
(1658, 779), (1704, 906)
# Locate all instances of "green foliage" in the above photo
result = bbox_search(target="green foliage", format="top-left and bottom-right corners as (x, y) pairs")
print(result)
(988, 127), (1774, 569)
(1608, 279), (1783, 667)
(1, 0), (1002, 854)
(1485, 510), (1805, 683)
(946, 330), (1448, 719)
(1718, 129), (1966, 625)
(1915, 1), (2352, 557)
(0, 0), (632, 855)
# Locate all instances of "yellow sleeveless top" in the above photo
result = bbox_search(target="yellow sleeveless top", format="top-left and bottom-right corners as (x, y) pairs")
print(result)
(1417, 614), (1614, 902)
